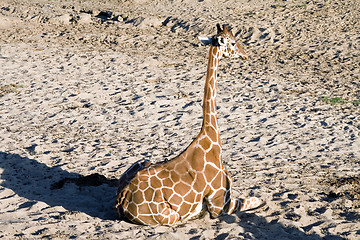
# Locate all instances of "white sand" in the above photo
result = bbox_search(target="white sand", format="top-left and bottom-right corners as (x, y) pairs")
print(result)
(0, 0), (359, 239)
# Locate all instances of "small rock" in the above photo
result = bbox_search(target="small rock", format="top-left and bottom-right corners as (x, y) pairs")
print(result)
(49, 14), (74, 25)
(78, 13), (92, 24)
(138, 17), (164, 29)
(285, 211), (301, 221)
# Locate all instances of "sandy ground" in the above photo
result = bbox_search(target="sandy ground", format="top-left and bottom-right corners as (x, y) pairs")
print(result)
(0, 0), (359, 239)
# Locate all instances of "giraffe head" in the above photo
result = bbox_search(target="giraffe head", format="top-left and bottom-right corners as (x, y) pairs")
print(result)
(199, 24), (248, 60)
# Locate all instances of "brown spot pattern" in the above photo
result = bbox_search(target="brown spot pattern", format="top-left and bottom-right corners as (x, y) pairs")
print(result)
(115, 24), (262, 226)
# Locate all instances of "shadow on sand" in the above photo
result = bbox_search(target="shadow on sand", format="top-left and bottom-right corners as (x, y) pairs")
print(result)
(0, 152), (346, 239)
(215, 212), (345, 240)
(0, 152), (118, 220)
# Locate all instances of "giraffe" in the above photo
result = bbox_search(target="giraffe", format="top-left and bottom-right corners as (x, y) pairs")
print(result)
(115, 24), (264, 226)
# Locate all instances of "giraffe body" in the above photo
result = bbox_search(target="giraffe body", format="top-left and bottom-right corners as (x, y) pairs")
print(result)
(115, 24), (263, 226)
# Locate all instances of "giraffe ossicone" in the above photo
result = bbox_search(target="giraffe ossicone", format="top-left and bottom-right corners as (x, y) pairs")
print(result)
(115, 24), (264, 226)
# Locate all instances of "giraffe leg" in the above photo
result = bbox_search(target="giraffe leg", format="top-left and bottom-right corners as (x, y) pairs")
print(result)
(236, 197), (265, 211)
(155, 204), (181, 226)
(224, 169), (265, 212)
(205, 170), (265, 218)
(205, 171), (235, 218)
(120, 202), (181, 226)
(206, 194), (264, 216)
(205, 192), (228, 218)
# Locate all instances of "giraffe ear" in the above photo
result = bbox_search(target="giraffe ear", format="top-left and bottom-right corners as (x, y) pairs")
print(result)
(217, 36), (227, 46)
(198, 36), (213, 46)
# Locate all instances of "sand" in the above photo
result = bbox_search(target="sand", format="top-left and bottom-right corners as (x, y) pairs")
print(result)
(0, 0), (359, 239)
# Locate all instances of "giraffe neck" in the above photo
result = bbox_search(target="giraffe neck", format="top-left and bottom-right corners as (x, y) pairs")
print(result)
(173, 45), (224, 168)
(200, 45), (222, 137)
